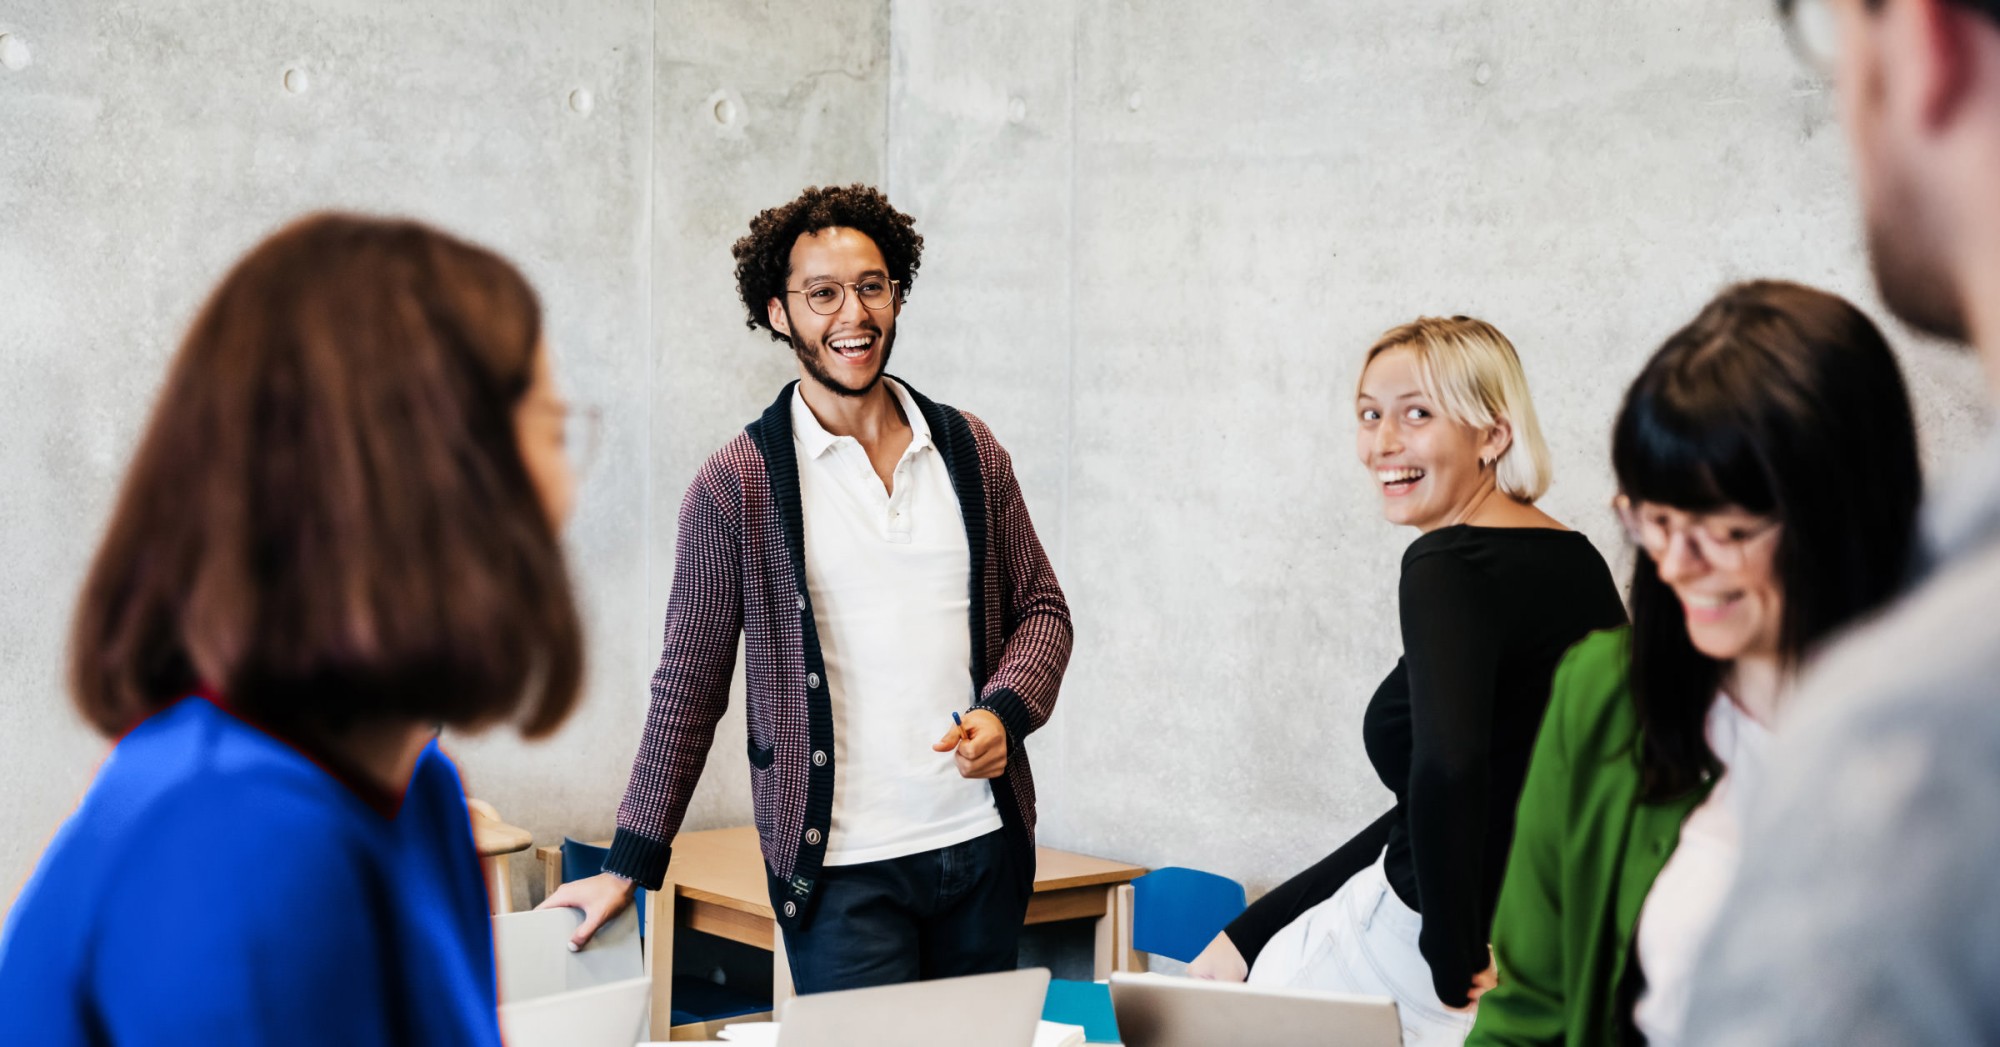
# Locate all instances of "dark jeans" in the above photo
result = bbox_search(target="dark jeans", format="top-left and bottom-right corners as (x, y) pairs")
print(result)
(781, 829), (1028, 995)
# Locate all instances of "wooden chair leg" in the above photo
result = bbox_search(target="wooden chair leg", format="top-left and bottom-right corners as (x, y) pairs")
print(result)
(485, 854), (513, 915)
(1093, 884), (1118, 980)
(1113, 883), (1145, 973)
(647, 882), (675, 1040)
(537, 845), (563, 903)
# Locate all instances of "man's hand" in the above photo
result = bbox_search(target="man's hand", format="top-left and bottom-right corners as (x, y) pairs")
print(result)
(1188, 931), (1250, 982)
(931, 708), (1008, 778)
(535, 871), (637, 951)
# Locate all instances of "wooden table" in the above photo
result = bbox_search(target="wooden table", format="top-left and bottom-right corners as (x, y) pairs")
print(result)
(538, 826), (1146, 1041)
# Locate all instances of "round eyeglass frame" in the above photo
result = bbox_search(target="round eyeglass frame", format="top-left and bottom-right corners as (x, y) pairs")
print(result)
(786, 278), (901, 316)
(1613, 495), (1783, 571)
(1777, 0), (1840, 77)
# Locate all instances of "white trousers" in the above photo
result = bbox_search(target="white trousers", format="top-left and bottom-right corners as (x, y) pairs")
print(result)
(1246, 851), (1475, 1047)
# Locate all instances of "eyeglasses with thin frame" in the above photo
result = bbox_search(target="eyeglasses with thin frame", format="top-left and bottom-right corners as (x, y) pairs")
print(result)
(565, 402), (604, 477)
(534, 400), (604, 477)
(1614, 495), (1782, 571)
(786, 277), (900, 316)
(1777, 0), (1840, 77)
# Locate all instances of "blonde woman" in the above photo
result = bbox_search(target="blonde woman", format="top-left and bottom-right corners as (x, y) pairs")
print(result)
(1188, 317), (1625, 1046)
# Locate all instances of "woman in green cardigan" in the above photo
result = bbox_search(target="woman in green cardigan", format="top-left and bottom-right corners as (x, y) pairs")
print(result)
(1466, 281), (1924, 1047)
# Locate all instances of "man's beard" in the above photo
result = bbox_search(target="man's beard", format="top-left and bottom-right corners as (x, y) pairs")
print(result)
(790, 323), (896, 398)
(1869, 216), (1968, 344)
(1865, 157), (1969, 344)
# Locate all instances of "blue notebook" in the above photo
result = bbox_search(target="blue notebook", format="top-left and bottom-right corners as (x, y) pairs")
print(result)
(1042, 979), (1120, 1044)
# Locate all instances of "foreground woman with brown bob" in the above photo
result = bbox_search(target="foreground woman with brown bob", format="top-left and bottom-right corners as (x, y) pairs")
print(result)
(0, 214), (588, 1044)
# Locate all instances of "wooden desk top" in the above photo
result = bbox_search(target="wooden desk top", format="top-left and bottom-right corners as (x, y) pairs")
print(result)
(661, 826), (1146, 919)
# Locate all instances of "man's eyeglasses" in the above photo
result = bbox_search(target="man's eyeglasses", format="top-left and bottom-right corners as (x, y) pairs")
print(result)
(1614, 495), (1782, 571)
(786, 278), (900, 316)
(1778, 0), (1840, 77)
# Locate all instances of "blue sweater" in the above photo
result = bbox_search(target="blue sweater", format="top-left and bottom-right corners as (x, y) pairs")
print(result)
(0, 697), (503, 1045)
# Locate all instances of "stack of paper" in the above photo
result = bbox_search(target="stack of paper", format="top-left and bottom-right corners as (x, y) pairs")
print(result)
(1032, 1020), (1088, 1047)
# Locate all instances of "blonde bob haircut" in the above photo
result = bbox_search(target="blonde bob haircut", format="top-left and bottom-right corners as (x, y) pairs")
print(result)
(1361, 316), (1553, 503)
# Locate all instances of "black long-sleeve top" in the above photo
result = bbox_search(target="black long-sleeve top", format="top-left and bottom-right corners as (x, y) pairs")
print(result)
(1225, 525), (1625, 1007)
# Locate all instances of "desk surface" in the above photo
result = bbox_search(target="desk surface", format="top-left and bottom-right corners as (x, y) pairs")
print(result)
(665, 827), (1146, 919)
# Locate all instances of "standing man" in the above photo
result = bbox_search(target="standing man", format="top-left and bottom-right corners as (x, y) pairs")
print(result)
(1685, 1), (2000, 1042)
(542, 184), (1072, 993)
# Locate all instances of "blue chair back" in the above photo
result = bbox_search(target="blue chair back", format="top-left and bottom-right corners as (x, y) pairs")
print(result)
(1130, 866), (1247, 964)
(560, 837), (644, 937)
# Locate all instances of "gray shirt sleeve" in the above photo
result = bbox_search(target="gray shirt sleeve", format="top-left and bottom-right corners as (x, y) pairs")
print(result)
(1683, 563), (2000, 1045)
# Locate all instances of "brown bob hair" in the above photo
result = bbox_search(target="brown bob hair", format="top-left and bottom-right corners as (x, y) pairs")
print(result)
(69, 213), (584, 739)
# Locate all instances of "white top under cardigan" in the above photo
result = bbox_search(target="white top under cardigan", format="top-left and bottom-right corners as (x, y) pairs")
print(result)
(791, 379), (1002, 867)
(1632, 692), (1773, 1047)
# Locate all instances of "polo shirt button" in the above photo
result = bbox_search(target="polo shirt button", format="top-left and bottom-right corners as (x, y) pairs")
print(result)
(783, 901), (797, 918)
(805, 828), (822, 845)
(813, 750), (828, 767)
(807, 672), (821, 689)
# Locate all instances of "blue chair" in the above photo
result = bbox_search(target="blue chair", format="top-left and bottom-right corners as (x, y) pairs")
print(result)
(1045, 866), (1244, 1041)
(555, 838), (768, 1029)
(1129, 866), (1247, 964)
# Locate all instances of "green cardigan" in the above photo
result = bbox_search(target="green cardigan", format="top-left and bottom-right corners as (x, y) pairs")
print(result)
(1466, 628), (1712, 1047)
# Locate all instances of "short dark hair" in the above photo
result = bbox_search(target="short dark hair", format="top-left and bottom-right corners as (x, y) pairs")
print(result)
(1613, 280), (1922, 801)
(1922, 0), (1999, 19)
(70, 213), (585, 739)
(730, 184), (924, 343)
(1843, 0), (2000, 19)
(1856, 0), (2000, 22)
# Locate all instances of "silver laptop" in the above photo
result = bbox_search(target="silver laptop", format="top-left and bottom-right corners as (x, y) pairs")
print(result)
(493, 906), (650, 1047)
(499, 975), (651, 1047)
(776, 967), (1051, 1047)
(1110, 972), (1403, 1047)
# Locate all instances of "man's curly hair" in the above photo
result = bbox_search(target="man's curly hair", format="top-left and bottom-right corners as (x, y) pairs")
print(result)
(732, 184), (924, 343)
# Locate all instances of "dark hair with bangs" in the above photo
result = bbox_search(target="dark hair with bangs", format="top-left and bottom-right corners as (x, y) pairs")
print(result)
(69, 213), (585, 741)
(1614, 280), (1921, 801)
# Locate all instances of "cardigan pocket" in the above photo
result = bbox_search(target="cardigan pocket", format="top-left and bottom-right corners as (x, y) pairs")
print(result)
(747, 737), (776, 770)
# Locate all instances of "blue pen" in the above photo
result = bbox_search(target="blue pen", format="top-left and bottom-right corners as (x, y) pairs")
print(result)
(951, 710), (964, 731)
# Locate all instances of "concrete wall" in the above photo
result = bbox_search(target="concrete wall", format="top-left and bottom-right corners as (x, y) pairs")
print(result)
(0, 0), (886, 914)
(2, 0), (1990, 930)
(884, 0), (1990, 900)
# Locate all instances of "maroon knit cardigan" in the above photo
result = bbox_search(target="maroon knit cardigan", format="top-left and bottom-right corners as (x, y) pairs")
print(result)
(605, 379), (1073, 928)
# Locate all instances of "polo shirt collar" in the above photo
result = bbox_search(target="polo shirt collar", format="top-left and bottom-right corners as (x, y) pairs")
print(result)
(789, 377), (932, 460)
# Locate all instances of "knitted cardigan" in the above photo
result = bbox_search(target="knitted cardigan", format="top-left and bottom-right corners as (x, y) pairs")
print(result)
(604, 379), (1073, 928)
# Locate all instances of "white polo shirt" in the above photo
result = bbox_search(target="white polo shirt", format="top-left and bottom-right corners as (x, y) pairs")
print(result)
(792, 379), (1003, 867)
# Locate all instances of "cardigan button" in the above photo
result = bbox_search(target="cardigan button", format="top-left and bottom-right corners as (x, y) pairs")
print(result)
(813, 750), (828, 767)
(783, 901), (797, 918)
(807, 672), (821, 689)
(805, 828), (822, 845)
(796, 594), (806, 611)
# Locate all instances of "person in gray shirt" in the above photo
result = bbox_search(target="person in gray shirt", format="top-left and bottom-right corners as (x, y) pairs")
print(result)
(1684, 0), (2000, 1043)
